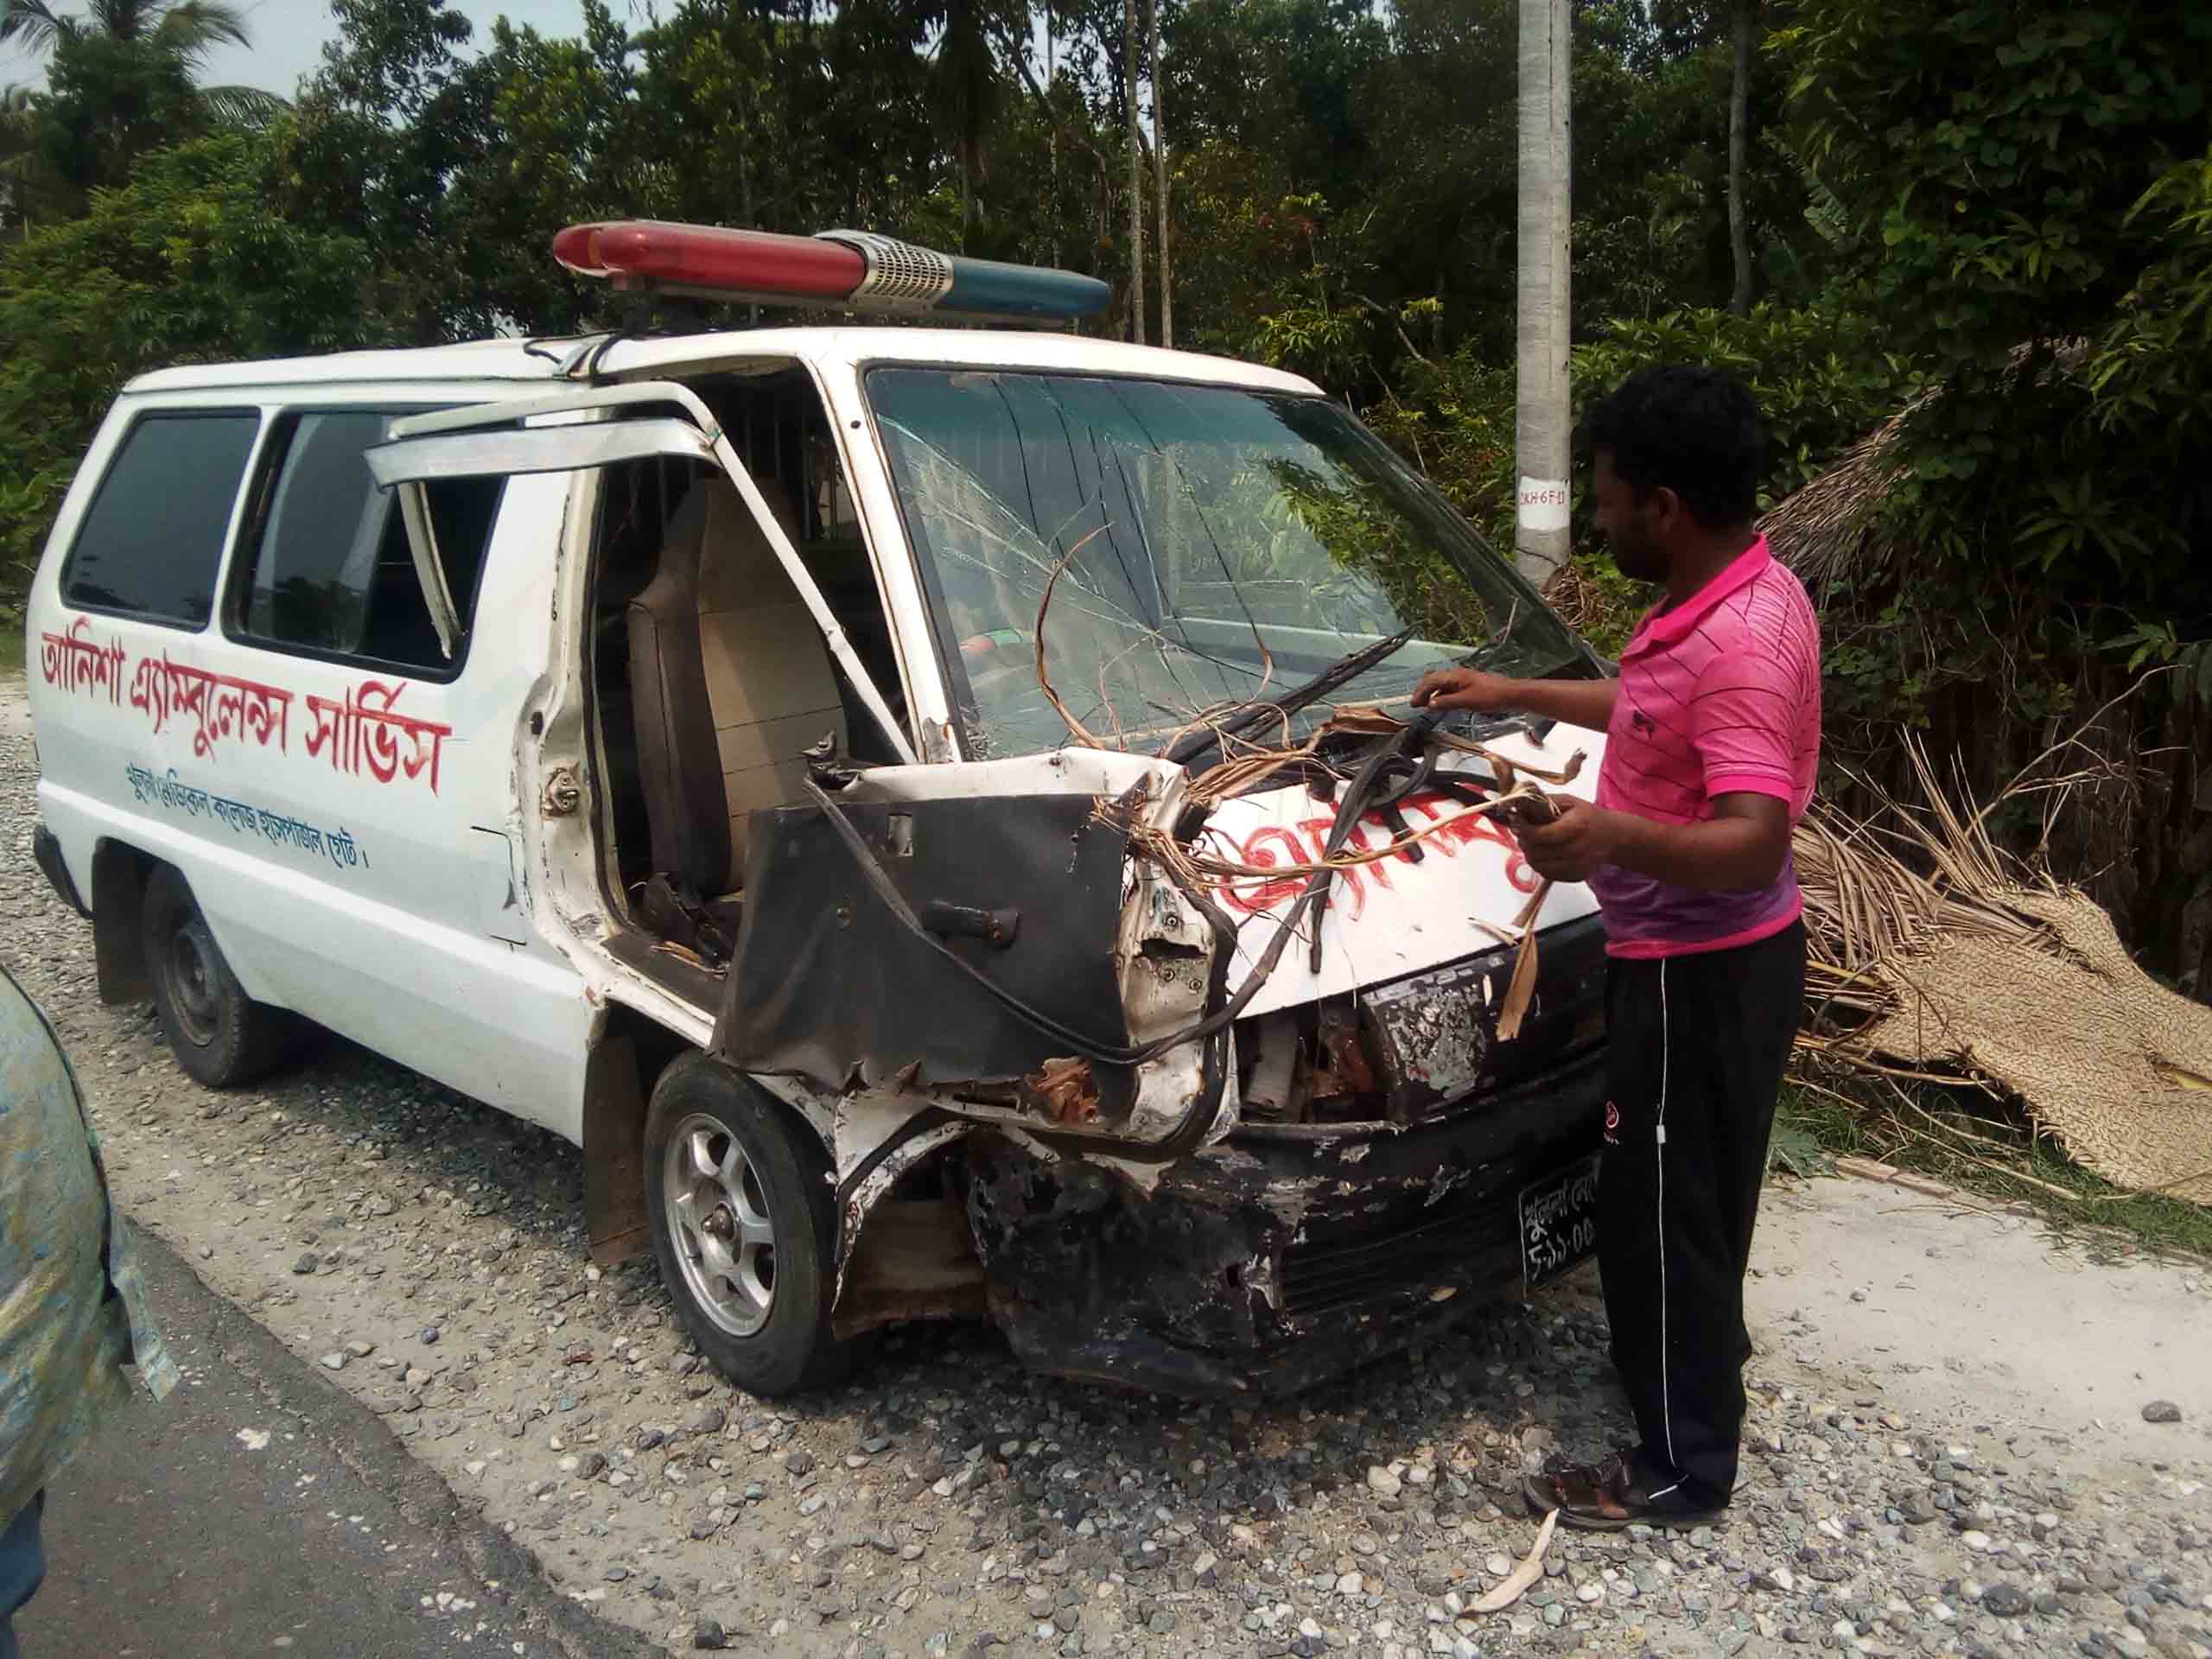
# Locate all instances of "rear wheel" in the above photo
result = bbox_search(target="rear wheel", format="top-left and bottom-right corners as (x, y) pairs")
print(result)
(141, 865), (302, 1088)
(645, 1054), (854, 1396)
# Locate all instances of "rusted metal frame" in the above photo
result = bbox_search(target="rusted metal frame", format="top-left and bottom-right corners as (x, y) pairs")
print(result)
(582, 1030), (652, 1265)
(966, 1042), (1608, 1396)
(830, 1196), (986, 1338)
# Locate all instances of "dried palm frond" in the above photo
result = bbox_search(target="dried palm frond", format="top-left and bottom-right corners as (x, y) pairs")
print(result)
(1540, 561), (1612, 639)
(1792, 730), (2212, 1206)
(1758, 398), (1919, 594)
(1760, 340), (2088, 595)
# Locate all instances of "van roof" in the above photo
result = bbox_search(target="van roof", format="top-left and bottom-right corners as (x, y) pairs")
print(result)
(125, 327), (1325, 399)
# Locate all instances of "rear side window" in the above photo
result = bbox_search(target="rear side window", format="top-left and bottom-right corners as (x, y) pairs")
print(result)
(62, 410), (260, 626)
(231, 409), (504, 676)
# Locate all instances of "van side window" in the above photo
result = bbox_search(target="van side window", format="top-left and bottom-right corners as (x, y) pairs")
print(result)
(231, 410), (503, 675)
(61, 410), (260, 627)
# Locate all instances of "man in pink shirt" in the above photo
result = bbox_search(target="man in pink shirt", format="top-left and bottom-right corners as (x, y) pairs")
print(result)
(1414, 366), (1818, 1529)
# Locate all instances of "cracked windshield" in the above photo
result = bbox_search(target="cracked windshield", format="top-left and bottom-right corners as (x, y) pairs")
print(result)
(867, 367), (1583, 758)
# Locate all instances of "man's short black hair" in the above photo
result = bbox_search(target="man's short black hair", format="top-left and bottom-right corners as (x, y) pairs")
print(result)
(1578, 365), (1769, 529)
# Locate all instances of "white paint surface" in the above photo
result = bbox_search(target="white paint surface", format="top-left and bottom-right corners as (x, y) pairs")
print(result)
(1516, 476), (1572, 533)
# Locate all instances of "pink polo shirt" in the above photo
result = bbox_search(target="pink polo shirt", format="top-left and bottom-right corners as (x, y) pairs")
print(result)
(1586, 536), (1821, 958)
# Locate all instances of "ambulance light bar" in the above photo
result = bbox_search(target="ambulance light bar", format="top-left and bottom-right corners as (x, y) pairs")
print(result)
(551, 221), (1110, 323)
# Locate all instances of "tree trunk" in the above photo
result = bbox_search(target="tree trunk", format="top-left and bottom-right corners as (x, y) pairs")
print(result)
(738, 82), (759, 325)
(1512, 0), (1571, 585)
(1124, 0), (1146, 346)
(1149, 0), (1173, 348)
(1726, 0), (1756, 316)
(1047, 8), (1059, 269)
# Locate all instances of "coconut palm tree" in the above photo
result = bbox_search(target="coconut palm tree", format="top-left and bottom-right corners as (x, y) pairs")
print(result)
(0, 0), (287, 125)
(0, 82), (37, 230)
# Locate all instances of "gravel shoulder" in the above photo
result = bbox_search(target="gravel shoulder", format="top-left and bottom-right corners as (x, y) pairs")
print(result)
(4, 677), (2209, 1659)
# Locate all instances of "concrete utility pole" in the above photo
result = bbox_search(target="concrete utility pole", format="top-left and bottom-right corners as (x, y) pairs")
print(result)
(1513, 0), (1571, 586)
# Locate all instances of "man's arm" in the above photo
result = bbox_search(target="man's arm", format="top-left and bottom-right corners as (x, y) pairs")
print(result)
(1516, 792), (1791, 891)
(1515, 632), (1806, 891)
(1411, 667), (1619, 734)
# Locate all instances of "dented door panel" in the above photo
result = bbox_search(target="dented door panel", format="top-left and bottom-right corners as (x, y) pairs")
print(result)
(716, 791), (1133, 1099)
(712, 750), (1229, 1153)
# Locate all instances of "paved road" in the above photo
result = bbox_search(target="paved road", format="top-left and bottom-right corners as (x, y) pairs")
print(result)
(14, 1230), (665, 1659)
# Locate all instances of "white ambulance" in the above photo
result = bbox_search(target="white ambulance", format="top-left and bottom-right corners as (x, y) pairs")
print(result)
(27, 223), (1615, 1399)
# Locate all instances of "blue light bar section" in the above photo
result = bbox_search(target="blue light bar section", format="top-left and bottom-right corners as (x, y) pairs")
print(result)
(942, 255), (1111, 321)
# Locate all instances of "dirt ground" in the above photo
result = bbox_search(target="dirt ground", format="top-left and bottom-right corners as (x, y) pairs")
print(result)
(1747, 1179), (2211, 1471)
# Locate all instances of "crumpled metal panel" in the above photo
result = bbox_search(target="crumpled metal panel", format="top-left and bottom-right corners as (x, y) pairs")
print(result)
(1114, 826), (1232, 1147)
(1365, 916), (1610, 1116)
(1366, 957), (1497, 1107)
(962, 1036), (1608, 1398)
(715, 791), (1134, 1101)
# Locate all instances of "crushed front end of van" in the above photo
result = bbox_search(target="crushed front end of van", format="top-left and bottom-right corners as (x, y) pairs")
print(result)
(713, 714), (1610, 1397)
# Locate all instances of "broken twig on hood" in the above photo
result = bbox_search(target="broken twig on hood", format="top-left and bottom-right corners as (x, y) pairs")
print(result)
(1493, 878), (1554, 1043)
(1471, 1508), (1557, 1612)
(1031, 524), (1118, 750)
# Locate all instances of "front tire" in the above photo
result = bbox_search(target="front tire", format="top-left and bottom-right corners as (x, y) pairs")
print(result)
(140, 865), (302, 1088)
(645, 1053), (853, 1396)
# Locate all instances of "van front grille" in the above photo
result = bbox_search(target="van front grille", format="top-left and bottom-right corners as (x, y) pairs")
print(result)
(1279, 1183), (1518, 1319)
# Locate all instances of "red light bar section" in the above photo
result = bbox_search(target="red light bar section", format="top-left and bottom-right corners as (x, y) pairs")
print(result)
(552, 219), (1113, 322)
(552, 221), (865, 302)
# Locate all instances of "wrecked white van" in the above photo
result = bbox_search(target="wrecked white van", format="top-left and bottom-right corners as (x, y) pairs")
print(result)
(28, 223), (1615, 1398)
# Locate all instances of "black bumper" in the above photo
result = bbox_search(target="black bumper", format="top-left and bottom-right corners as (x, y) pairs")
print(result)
(32, 825), (86, 918)
(965, 1044), (1607, 1398)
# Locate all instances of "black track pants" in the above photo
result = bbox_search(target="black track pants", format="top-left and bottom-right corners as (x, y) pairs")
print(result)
(1597, 919), (1805, 1506)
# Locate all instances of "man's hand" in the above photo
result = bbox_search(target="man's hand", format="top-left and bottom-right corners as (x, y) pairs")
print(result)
(1414, 668), (1621, 734)
(1512, 798), (1622, 884)
(1412, 666), (1516, 713)
(1514, 791), (1794, 891)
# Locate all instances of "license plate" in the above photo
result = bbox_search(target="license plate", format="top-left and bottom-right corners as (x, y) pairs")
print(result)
(1518, 1152), (1602, 1292)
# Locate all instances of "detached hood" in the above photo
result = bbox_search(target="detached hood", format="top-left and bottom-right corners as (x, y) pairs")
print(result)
(1198, 724), (1605, 1018)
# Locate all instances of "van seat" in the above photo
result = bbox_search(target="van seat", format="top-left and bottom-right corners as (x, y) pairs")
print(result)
(628, 475), (848, 908)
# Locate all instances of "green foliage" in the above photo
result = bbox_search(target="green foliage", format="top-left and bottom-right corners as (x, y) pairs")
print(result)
(238, 0), (1813, 359)
(1779, 0), (2211, 741)
(37, 30), (207, 197)
(1574, 301), (1912, 502)
(1766, 1115), (1834, 1179)
(1361, 298), (1907, 650)
(0, 129), (386, 583)
(0, 0), (2199, 809)
(1361, 351), (1516, 548)
(2107, 621), (2212, 712)
(1774, 1071), (2212, 1263)
(0, 0), (288, 217)
(1229, 192), (1388, 390)
(1785, 1), (2205, 372)
(1263, 457), (1495, 645)
(280, 0), (505, 341)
